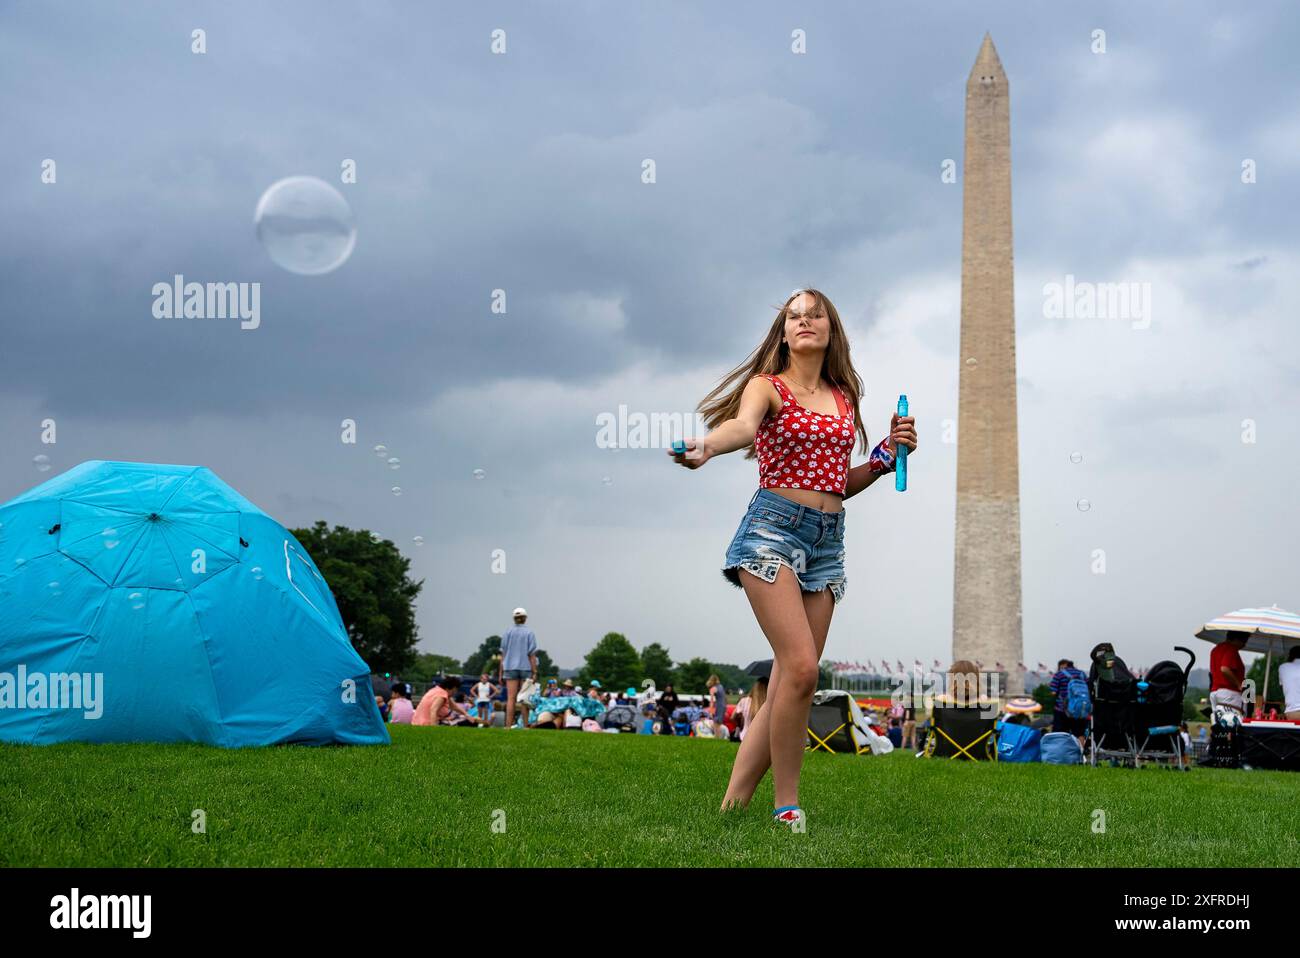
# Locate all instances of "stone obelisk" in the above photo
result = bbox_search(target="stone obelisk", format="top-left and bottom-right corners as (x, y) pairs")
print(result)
(953, 33), (1024, 694)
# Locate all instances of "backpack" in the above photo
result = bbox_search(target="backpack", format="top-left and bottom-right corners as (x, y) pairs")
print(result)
(1065, 674), (1092, 719)
(1040, 731), (1083, 764)
(995, 721), (1043, 762)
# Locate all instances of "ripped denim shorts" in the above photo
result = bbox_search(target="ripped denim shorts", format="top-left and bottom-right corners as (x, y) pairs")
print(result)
(721, 488), (847, 603)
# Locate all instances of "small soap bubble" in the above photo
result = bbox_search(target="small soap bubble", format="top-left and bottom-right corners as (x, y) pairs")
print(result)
(33, 454), (51, 472)
(965, 357), (978, 366)
(601, 476), (613, 486)
(374, 444), (388, 457)
(370, 533), (382, 544)
(1069, 452), (1083, 464)
(1076, 498), (1091, 512)
(412, 535), (424, 546)
(129, 591), (145, 610)
(388, 457), (401, 470)
(250, 566), (265, 581)
(391, 486), (402, 496)
(473, 468), (486, 480)
(102, 528), (120, 550)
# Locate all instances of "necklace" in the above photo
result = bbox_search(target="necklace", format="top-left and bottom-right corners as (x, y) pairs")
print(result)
(785, 373), (821, 395)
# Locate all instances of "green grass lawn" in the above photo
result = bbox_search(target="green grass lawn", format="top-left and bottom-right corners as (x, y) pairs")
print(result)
(1, 725), (1294, 867)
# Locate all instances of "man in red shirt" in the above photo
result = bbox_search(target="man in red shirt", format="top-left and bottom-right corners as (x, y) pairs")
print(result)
(1210, 630), (1248, 714)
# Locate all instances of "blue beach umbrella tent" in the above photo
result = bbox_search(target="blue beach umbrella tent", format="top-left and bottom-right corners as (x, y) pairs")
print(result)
(0, 461), (389, 746)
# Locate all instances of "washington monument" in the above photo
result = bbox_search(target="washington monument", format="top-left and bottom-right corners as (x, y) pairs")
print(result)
(953, 34), (1024, 694)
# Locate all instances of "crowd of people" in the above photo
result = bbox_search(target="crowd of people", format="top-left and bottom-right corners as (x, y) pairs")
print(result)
(374, 608), (766, 738)
(378, 671), (765, 738)
(375, 610), (1300, 759)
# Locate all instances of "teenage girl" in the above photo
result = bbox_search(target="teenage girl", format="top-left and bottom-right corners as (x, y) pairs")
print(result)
(668, 288), (917, 827)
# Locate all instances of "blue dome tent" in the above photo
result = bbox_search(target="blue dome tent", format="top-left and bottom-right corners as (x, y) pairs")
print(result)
(0, 461), (389, 747)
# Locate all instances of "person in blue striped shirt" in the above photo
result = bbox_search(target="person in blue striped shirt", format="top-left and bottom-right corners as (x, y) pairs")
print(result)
(1049, 659), (1088, 744)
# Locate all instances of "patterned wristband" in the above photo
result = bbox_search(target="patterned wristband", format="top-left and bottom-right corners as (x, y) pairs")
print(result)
(867, 438), (896, 474)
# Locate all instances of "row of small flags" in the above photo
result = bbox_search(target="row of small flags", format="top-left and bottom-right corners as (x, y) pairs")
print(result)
(826, 660), (1054, 674)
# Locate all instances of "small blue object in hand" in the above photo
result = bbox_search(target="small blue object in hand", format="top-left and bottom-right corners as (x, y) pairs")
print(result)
(895, 395), (908, 492)
(671, 440), (687, 455)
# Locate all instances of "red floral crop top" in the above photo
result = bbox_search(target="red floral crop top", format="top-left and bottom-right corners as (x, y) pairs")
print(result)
(753, 375), (855, 495)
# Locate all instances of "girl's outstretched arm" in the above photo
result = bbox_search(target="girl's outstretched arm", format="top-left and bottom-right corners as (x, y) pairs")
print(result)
(668, 377), (774, 469)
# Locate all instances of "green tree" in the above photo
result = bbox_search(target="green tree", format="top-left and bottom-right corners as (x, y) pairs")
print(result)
(640, 643), (675, 688)
(463, 636), (503, 677)
(675, 657), (713, 693)
(579, 633), (642, 690)
(290, 522), (422, 674)
(1031, 683), (1055, 710)
(406, 652), (464, 684)
(712, 663), (748, 692)
(535, 649), (557, 679)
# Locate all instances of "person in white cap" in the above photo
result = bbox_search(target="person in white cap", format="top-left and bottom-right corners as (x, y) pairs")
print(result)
(499, 607), (538, 730)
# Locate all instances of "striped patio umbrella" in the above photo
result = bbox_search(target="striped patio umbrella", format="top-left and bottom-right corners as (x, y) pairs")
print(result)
(1195, 604), (1300, 651)
(1195, 604), (1300, 710)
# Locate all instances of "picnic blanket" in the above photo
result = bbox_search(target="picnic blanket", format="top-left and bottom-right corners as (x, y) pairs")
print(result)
(526, 693), (606, 720)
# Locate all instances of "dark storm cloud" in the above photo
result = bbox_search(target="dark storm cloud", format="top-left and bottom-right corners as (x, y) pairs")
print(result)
(3, 1), (1299, 668)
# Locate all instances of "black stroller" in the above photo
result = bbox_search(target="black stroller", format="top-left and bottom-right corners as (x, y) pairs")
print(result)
(1089, 642), (1137, 767)
(1089, 642), (1195, 769)
(1134, 647), (1195, 769)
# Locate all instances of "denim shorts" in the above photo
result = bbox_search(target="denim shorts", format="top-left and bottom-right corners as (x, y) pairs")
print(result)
(502, 669), (531, 680)
(722, 488), (847, 603)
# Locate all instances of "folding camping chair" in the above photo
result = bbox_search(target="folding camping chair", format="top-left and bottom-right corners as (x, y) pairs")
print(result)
(805, 690), (891, 755)
(922, 699), (998, 760)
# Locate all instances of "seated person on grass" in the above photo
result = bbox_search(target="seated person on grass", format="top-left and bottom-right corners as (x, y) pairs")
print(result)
(389, 683), (415, 724)
(935, 660), (998, 712)
(413, 677), (481, 727)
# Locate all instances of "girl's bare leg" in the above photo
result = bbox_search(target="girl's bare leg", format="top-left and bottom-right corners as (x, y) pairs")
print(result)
(717, 579), (837, 811)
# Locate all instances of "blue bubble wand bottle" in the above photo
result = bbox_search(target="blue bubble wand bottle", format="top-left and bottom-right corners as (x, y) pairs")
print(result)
(895, 395), (908, 492)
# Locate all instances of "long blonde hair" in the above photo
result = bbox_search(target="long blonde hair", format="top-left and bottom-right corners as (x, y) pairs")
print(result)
(697, 288), (869, 459)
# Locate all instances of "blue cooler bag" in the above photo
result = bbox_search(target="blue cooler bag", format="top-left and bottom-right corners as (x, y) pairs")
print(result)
(995, 720), (1043, 762)
(1040, 731), (1084, 765)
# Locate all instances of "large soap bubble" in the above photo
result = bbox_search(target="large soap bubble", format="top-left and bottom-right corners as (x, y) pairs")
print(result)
(254, 176), (356, 275)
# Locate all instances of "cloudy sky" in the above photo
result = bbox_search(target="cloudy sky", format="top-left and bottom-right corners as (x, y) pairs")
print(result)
(3, 1), (1298, 679)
